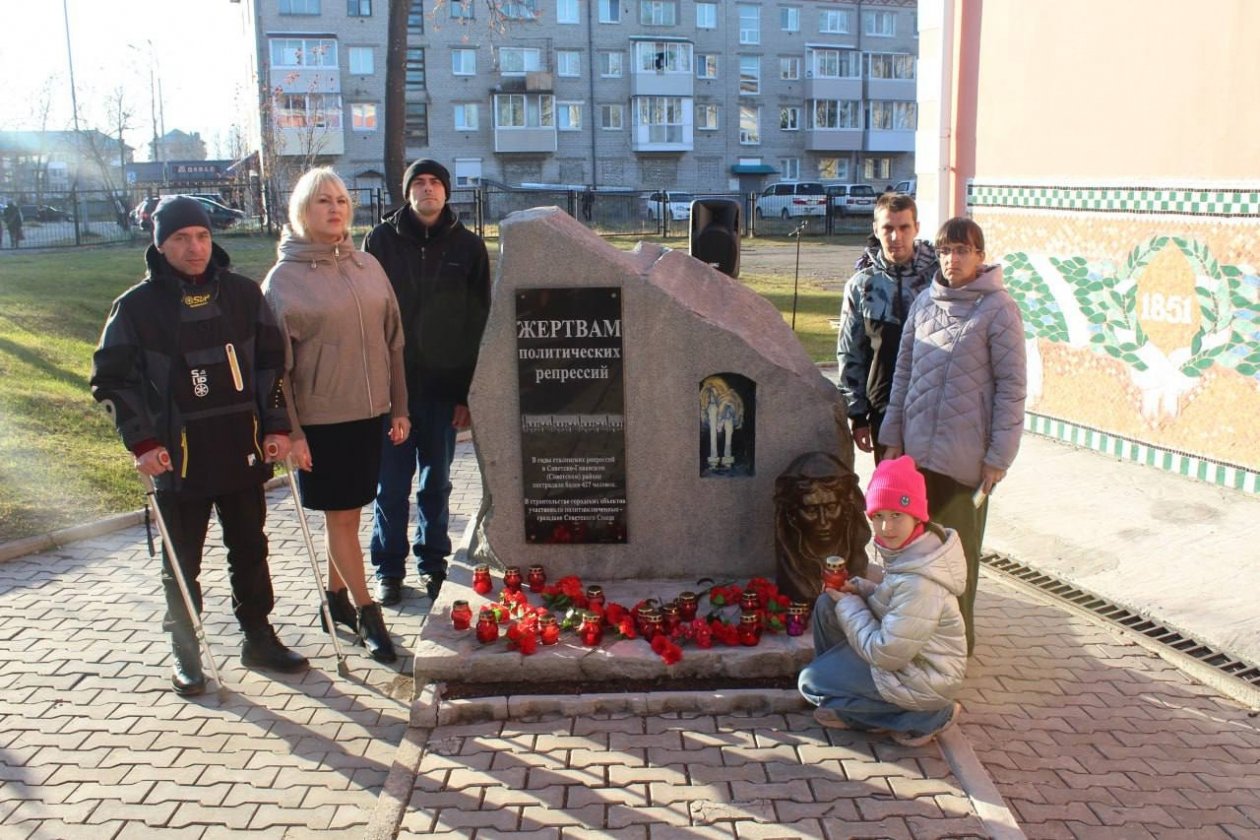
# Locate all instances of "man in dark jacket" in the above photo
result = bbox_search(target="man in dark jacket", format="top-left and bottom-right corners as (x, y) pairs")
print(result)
(91, 196), (308, 696)
(365, 160), (491, 605)
(836, 192), (936, 462)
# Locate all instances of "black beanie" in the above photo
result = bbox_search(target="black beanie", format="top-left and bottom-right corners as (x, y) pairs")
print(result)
(153, 196), (212, 246)
(402, 159), (451, 202)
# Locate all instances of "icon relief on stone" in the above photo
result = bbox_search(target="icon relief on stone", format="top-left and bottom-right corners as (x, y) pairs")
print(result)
(699, 373), (755, 477)
(773, 451), (871, 602)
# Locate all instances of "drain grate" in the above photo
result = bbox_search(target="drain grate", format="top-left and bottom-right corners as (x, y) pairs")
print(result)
(981, 552), (1260, 691)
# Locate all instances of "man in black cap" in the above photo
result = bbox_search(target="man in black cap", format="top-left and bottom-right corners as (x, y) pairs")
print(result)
(364, 160), (491, 605)
(91, 196), (309, 696)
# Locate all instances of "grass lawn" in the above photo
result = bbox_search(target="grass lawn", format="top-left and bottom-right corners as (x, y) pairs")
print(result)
(0, 231), (850, 543)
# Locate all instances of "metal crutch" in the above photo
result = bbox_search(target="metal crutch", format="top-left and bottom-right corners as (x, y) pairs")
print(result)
(141, 470), (229, 700)
(282, 456), (352, 677)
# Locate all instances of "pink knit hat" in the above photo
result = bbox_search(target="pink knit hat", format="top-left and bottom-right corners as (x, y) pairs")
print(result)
(864, 455), (929, 522)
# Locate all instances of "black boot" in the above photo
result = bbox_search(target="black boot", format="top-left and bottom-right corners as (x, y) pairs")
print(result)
(170, 630), (206, 697)
(241, 625), (309, 673)
(320, 588), (358, 633)
(357, 603), (397, 663)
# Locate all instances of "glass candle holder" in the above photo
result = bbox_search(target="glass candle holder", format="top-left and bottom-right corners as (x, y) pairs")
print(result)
(578, 611), (603, 646)
(503, 566), (523, 593)
(527, 564), (546, 593)
(641, 610), (664, 642)
(661, 601), (681, 634)
(539, 612), (560, 645)
(739, 612), (762, 646)
(786, 601), (810, 637)
(585, 585), (605, 608)
(476, 607), (499, 644)
(740, 590), (761, 612)
(677, 591), (698, 621)
(472, 564), (493, 596)
(822, 555), (848, 590)
(451, 600), (473, 631)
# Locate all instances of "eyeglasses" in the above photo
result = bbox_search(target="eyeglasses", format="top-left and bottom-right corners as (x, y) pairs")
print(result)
(937, 245), (976, 258)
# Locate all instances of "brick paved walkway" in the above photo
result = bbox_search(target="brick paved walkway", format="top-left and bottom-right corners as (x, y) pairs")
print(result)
(2, 440), (1259, 838)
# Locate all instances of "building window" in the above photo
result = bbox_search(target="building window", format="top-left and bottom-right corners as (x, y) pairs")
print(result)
(811, 49), (860, 79)
(599, 51), (623, 77)
(557, 50), (581, 77)
(864, 10), (896, 37)
(557, 0), (579, 23)
(347, 0), (371, 15)
(454, 103), (479, 130)
(405, 102), (428, 145)
(695, 2), (716, 29)
(275, 93), (342, 128)
(269, 38), (337, 68)
(635, 41), (692, 73)
(406, 48), (425, 91)
(350, 103), (377, 130)
(454, 158), (482, 186)
(864, 157), (892, 180)
(811, 99), (861, 129)
(696, 54), (718, 79)
(600, 104), (624, 129)
(819, 158), (850, 181)
(499, 47), (542, 75)
(503, 0), (538, 20)
(348, 46), (374, 75)
(558, 102), (583, 130)
(819, 8), (849, 34)
(407, 0), (424, 33)
(780, 7), (799, 32)
(868, 53), (916, 80)
(779, 56), (800, 80)
(696, 103), (718, 130)
(869, 101), (917, 130)
(639, 1), (676, 26)
(452, 48), (475, 75)
(450, 0), (473, 18)
(739, 56), (759, 95)
(737, 5), (759, 45)
(779, 106), (800, 131)
(635, 96), (684, 142)
(495, 94), (555, 127)
(779, 158), (800, 180)
(739, 105), (760, 144)
(598, 0), (620, 23)
(280, 0), (320, 14)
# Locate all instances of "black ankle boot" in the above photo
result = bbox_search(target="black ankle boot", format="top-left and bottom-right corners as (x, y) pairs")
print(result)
(241, 625), (309, 673)
(357, 603), (397, 663)
(170, 631), (206, 697)
(320, 588), (358, 633)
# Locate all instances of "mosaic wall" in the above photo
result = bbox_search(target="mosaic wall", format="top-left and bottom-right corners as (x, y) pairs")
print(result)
(968, 183), (1260, 491)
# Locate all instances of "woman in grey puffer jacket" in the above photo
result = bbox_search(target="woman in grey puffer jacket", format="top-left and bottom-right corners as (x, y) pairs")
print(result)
(879, 217), (1026, 655)
(263, 167), (409, 663)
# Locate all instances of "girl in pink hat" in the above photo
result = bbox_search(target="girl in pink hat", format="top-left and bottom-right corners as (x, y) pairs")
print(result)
(798, 455), (968, 746)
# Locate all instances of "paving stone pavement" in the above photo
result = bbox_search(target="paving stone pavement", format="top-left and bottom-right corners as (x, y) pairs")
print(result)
(3, 440), (1260, 838)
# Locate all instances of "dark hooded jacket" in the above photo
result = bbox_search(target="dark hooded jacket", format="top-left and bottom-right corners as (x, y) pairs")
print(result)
(362, 203), (491, 405)
(90, 243), (289, 496)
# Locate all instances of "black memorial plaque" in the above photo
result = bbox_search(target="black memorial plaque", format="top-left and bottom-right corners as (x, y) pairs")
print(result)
(517, 288), (627, 543)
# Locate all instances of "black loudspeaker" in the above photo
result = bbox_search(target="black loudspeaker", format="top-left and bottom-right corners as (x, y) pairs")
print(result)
(689, 198), (741, 279)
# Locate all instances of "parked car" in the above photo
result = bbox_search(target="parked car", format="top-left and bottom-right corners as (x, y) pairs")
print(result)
(753, 181), (827, 219)
(822, 183), (879, 216)
(893, 178), (917, 197)
(20, 204), (74, 222)
(644, 190), (694, 222)
(190, 196), (246, 230)
(131, 197), (161, 232)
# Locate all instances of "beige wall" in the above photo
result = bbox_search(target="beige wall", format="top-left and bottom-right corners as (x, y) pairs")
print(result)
(971, 0), (1260, 180)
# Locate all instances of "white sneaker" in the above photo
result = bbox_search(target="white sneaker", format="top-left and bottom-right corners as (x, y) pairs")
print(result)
(892, 701), (962, 747)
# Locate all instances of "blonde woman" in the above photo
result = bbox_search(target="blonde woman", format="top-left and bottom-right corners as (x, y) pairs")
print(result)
(262, 167), (409, 662)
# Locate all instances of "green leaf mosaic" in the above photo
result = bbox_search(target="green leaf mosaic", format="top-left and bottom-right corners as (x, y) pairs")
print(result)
(970, 184), (1260, 215)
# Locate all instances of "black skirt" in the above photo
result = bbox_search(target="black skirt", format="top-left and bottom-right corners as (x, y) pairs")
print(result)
(296, 415), (386, 511)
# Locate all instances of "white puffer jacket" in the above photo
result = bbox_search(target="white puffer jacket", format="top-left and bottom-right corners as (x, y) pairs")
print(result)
(834, 524), (968, 711)
(878, 264), (1026, 488)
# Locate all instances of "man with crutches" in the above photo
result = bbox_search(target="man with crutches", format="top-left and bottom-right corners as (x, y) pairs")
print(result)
(91, 196), (309, 696)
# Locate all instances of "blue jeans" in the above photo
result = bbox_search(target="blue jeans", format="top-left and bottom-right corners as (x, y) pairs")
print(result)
(370, 398), (457, 582)
(798, 594), (953, 736)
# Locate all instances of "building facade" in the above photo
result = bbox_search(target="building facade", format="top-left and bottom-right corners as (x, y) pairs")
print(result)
(244, 0), (918, 194)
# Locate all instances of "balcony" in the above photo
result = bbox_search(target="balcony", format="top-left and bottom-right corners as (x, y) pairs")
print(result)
(494, 127), (557, 154)
(865, 130), (914, 152)
(805, 76), (861, 102)
(867, 77), (916, 101)
(804, 128), (862, 152)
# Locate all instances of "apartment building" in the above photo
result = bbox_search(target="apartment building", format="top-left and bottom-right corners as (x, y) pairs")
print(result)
(245, 0), (919, 194)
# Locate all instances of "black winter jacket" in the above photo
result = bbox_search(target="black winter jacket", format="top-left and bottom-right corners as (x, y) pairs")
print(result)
(90, 243), (289, 496)
(363, 204), (491, 405)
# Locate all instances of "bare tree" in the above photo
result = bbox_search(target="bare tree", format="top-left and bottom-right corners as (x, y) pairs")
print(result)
(383, 0), (411, 205)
